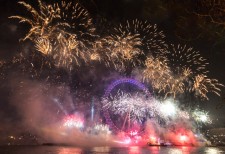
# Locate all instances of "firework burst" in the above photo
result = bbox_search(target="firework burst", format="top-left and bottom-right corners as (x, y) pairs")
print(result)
(164, 44), (224, 99)
(107, 33), (142, 61)
(162, 44), (210, 98)
(193, 74), (224, 100)
(113, 19), (168, 57)
(99, 19), (168, 71)
(142, 44), (223, 99)
(142, 55), (192, 98)
(63, 114), (84, 128)
(10, 0), (95, 70)
(89, 38), (114, 67)
(165, 44), (208, 76)
(142, 56), (171, 94)
(104, 30), (143, 71)
(102, 91), (158, 123)
(192, 109), (212, 124)
(90, 33), (142, 71)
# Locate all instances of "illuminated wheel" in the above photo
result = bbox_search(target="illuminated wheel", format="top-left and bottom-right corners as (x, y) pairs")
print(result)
(102, 78), (155, 133)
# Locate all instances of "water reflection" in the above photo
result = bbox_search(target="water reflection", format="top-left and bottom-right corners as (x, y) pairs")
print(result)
(57, 147), (83, 154)
(180, 146), (196, 154)
(147, 146), (195, 154)
(91, 146), (111, 153)
(205, 147), (224, 154)
(147, 146), (160, 154)
(168, 148), (183, 154)
(1, 145), (225, 154)
(129, 146), (140, 154)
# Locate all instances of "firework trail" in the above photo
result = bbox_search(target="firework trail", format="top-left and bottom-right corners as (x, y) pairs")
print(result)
(10, 0), (95, 71)
(193, 74), (224, 100)
(195, 0), (225, 24)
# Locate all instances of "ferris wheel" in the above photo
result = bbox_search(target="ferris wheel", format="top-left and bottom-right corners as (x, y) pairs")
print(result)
(102, 78), (155, 134)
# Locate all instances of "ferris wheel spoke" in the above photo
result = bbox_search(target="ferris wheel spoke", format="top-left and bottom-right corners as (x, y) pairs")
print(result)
(122, 112), (129, 131)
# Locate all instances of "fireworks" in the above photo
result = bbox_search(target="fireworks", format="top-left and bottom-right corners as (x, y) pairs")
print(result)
(11, 0), (95, 70)
(63, 114), (84, 128)
(159, 99), (177, 117)
(10, 1), (223, 99)
(143, 44), (222, 99)
(192, 109), (212, 124)
(142, 56), (171, 94)
(89, 38), (117, 68)
(93, 19), (168, 71)
(103, 31), (143, 71)
(102, 91), (158, 123)
(7, 0), (224, 141)
(107, 32), (142, 61)
(165, 44), (208, 76)
(157, 98), (191, 121)
(192, 74), (224, 100)
(113, 20), (168, 57)
(10, 1), (58, 41)
(164, 44), (208, 96)
(91, 124), (111, 135)
(35, 37), (52, 55)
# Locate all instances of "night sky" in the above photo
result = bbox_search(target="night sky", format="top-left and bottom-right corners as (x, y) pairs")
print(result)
(0, 0), (225, 137)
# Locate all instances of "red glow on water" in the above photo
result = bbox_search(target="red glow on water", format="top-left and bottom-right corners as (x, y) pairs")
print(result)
(129, 146), (141, 154)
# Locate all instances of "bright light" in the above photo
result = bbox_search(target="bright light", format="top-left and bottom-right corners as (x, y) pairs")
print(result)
(160, 100), (176, 116)
(114, 137), (131, 144)
(200, 114), (207, 122)
(63, 115), (84, 128)
(93, 124), (111, 135)
(149, 136), (157, 142)
(124, 137), (131, 144)
(193, 110), (211, 124)
(180, 135), (187, 141)
(130, 130), (138, 136)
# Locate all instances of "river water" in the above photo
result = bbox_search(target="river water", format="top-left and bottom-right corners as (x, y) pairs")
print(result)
(0, 145), (224, 154)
